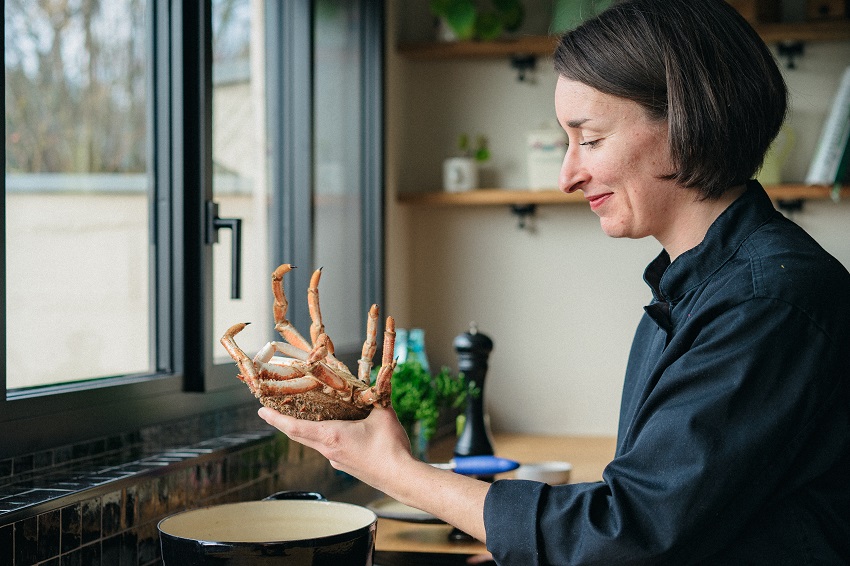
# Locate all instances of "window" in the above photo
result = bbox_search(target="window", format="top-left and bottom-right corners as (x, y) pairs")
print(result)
(210, 0), (271, 363)
(313, 0), (384, 356)
(2, 0), (383, 457)
(5, 0), (152, 389)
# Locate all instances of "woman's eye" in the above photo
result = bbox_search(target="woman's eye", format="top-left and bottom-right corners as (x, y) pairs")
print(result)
(579, 139), (601, 148)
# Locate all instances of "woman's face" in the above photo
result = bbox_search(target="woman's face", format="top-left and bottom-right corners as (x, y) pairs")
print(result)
(555, 77), (690, 244)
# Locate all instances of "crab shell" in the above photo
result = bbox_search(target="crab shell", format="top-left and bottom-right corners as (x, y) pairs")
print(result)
(259, 382), (375, 421)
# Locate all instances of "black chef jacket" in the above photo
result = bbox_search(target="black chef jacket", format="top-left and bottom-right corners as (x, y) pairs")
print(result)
(484, 181), (850, 565)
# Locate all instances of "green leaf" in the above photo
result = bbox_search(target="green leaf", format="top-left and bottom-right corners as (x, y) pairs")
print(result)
(475, 11), (503, 41)
(457, 132), (470, 154)
(492, 0), (524, 31)
(474, 135), (490, 162)
(432, 0), (476, 41)
(433, 0), (525, 41)
(429, 0), (453, 15)
(386, 360), (471, 441)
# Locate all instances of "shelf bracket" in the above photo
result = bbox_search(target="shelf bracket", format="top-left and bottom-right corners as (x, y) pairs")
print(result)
(777, 198), (804, 214)
(777, 41), (804, 69)
(510, 203), (537, 231)
(510, 54), (537, 82)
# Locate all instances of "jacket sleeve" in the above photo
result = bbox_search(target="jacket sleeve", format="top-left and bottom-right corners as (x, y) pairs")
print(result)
(484, 297), (845, 565)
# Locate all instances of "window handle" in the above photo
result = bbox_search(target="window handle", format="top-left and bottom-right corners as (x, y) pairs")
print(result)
(206, 201), (242, 299)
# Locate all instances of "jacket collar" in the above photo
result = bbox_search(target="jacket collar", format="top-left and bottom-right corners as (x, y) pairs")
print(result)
(643, 180), (777, 307)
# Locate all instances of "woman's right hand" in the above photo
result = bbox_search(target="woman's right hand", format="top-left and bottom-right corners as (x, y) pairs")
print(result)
(259, 403), (491, 544)
(258, 404), (414, 489)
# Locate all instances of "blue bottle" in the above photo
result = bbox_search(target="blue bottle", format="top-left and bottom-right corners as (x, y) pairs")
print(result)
(393, 328), (409, 365)
(406, 328), (430, 374)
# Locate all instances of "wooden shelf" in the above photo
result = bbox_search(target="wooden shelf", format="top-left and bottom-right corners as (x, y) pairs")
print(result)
(755, 19), (850, 43)
(397, 21), (850, 60)
(397, 35), (557, 60)
(398, 188), (580, 206)
(397, 185), (850, 207)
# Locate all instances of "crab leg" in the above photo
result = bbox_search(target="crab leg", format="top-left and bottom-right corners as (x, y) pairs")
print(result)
(220, 322), (261, 394)
(360, 359), (396, 407)
(272, 264), (312, 351)
(357, 316), (396, 407)
(310, 363), (350, 392)
(357, 304), (380, 383)
(300, 334), (348, 391)
(254, 341), (310, 363)
(306, 333), (331, 364)
(381, 316), (396, 367)
(305, 268), (348, 373)
(324, 338), (351, 374)
(308, 267), (325, 345)
(258, 360), (304, 377)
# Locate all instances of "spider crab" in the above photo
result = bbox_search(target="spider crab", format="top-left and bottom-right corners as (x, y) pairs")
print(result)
(221, 264), (396, 421)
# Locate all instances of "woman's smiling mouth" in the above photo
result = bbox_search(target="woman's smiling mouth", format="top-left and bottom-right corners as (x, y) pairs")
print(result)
(586, 192), (613, 211)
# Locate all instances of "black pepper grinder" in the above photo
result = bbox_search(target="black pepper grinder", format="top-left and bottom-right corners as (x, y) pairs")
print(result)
(453, 322), (495, 458)
(448, 323), (495, 543)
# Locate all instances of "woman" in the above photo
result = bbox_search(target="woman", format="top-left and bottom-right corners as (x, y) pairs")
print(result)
(260, 0), (850, 563)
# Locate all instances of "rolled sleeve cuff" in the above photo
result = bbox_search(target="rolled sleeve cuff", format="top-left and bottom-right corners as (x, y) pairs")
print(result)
(484, 479), (548, 564)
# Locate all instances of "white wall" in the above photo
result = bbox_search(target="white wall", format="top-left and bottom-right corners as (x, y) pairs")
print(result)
(384, 1), (850, 436)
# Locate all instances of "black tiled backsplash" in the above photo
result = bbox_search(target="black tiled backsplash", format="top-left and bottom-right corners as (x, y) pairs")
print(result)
(0, 403), (362, 566)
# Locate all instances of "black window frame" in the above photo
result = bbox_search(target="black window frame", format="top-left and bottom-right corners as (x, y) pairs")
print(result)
(0, 0), (384, 460)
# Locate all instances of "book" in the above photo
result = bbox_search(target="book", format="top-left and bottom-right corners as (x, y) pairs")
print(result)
(805, 65), (850, 187)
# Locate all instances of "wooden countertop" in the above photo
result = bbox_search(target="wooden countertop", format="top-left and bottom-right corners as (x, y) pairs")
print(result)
(375, 433), (617, 554)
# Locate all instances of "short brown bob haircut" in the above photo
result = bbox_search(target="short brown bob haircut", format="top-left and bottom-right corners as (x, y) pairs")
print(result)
(554, 0), (787, 200)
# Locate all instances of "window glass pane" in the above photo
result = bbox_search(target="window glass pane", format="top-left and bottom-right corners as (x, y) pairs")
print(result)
(5, 0), (151, 389)
(211, 0), (270, 361)
(314, 0), (363, 353)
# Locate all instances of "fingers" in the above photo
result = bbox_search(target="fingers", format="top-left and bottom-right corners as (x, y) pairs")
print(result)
(258, 407), (320, 446)
(258, 407), (332, 442)
(258, 406), (298, 431)
(260, 406), (354, 453)
(466, 553), (496, 565)
(257, 405), (415, 491)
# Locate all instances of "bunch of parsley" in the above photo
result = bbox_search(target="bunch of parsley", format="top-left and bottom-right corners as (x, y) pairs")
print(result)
(380, 361), (478, 441)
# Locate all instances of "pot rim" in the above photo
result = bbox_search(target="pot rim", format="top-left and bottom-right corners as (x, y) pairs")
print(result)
(157, 499), (378, 547)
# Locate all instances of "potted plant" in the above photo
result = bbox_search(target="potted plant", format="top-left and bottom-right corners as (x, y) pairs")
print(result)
(443, 133), (490, 192)
(430, 0), (525, 42)
(389, 360), (478, 460)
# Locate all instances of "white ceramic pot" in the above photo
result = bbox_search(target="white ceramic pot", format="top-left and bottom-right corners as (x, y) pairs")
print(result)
(443, 157), (478, 192)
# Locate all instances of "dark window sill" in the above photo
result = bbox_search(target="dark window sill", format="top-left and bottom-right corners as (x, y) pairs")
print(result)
(0, 427), (274, 525)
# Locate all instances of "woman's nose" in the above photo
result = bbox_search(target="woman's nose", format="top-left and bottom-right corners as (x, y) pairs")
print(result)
(558, 145), (588, 193)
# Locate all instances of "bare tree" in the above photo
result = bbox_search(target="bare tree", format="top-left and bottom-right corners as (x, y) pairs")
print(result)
(5, 0), (147, 175)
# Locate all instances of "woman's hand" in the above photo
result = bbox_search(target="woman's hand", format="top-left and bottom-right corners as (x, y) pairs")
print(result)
(258, 404), (413, 489)
(259, 404), (491, 543)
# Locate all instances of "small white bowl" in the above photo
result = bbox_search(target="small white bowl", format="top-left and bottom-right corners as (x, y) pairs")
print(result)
(514, 461), (573, 485)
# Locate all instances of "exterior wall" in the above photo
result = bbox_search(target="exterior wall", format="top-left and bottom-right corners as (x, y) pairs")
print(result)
(5, 188), (267, 387)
